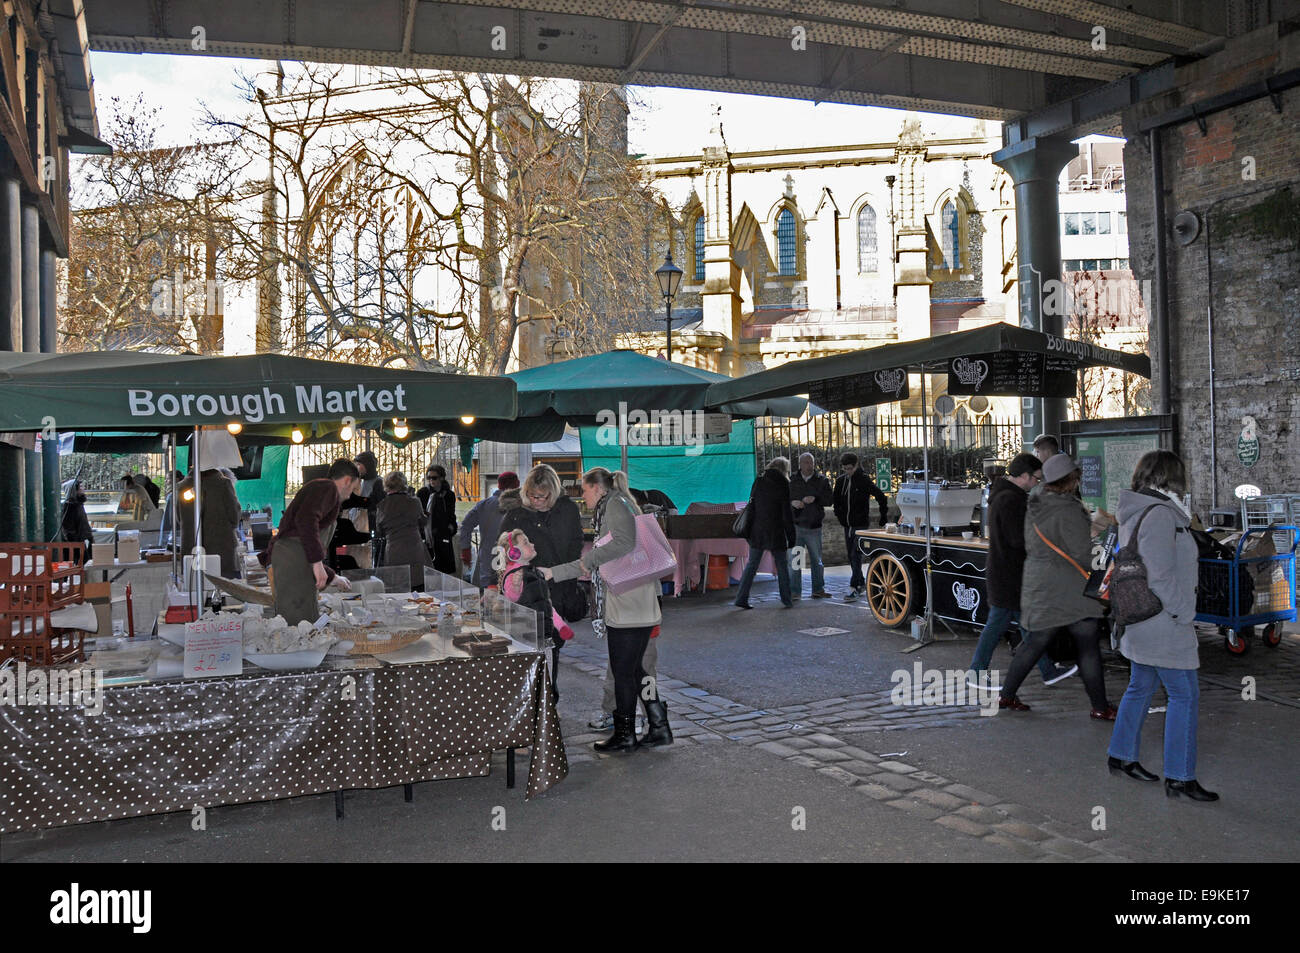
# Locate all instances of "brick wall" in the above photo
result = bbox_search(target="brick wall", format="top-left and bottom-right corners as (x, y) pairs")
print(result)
(1122, 25), (1300, 513)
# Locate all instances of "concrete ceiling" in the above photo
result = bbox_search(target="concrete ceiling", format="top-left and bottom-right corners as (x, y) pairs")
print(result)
(79, 1), (1284, 135)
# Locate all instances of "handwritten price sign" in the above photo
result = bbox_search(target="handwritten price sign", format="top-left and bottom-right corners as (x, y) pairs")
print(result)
(184, 617), (244, 678)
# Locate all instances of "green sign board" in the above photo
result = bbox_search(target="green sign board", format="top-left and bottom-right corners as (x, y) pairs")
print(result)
(1074, 434), (1160, 515)
(875, 457), (892, 491)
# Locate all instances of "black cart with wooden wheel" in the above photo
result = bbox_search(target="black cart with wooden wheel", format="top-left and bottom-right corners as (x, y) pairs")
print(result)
(855, 530), (993, 631)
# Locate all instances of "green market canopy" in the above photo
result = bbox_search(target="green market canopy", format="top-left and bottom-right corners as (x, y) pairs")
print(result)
(0, 351), (518, 434)
(702, 323), (1151, 409)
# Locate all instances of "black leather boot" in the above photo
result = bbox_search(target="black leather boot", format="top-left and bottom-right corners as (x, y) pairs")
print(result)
(1165, 778), (1219, 802)
(639, 699), (674, 747)
(593, 713), (640, 753)
(1108, 757), (1159, 782)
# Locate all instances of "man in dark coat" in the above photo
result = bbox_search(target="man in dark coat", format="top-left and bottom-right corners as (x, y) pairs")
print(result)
(833, 452), (889, 601)
(734, 456), (797, 609)
(967, 452), (1075, 687)
(178, 468), (244, 578)
(789, 452), (833, 599)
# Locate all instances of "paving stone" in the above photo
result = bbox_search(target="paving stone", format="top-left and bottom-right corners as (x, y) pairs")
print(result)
(955, 804), (1008, 824)
(908, 788), (967, 811)
(934, 814), (991, 837)
(910, 771), (950, 784)
(884, 798), (945, 820)
(721, 711), (764, 723)
(992, 821), (1053, 843)
(1040, 838), (1107, 860)
(691, 732), (724, 743)
(1040, 819), (1107, 843)
(807, 747), (853, 763)
(865, 772), (924, 793)
(875, 761), (918, 774)
(816, 765), (860, 786)
(982, 834), (1047, 860)
(808, 697), (848, 708)
(943, 783), (1000, 805)
(802, 732), (846, 747)
(755, 741), (801, 758)
(656, 678), (688, 689)
(836, 746), (881, 763)
(839, 760), (883, 778)
(990, 802), (1051, 825)
(678, 687), (709, 697)
(786, 755), (823, 769)
(756, 715), (788, 725)
(729, 733), (766, 744)
(854, 782), (899, 801)
(779, 736), (816, 749)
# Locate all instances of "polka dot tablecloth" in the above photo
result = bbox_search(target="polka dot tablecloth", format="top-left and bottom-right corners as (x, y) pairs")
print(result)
(0, 653), (568, 833)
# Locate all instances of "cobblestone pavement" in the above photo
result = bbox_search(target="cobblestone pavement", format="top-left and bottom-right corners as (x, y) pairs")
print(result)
(551, 563), (1300, 864)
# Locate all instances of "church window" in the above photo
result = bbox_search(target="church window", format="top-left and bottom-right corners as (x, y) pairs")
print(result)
(776, 208), (796, 275)
(857, 205), (877, 273)
(694, 215), (705, 281)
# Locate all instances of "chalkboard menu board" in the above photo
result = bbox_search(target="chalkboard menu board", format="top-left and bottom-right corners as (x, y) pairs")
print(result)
(808, 368), (909, 412)
(947, 352), (1076, 398)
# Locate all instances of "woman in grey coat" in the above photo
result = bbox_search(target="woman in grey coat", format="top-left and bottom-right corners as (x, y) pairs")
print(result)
(997, 453), (1114, 717)
(375, 471), (431, 592)
(542, 467), (669, 753)
(1107, 451), (1217, 801)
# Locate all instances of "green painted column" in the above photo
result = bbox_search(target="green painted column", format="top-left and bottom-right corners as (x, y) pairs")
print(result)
(22, 203), (40, 540)
(41, 248), (61, 541)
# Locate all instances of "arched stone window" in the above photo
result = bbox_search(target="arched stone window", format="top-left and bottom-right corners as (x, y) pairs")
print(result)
(776, 208), (797, 276)
(942, 201), (961, 270)
(857, 205), (877, 273)
(694, 215), (705, 281)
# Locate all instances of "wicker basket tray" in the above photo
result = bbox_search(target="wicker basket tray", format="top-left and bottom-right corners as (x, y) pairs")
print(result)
(330, 622), (431, 655)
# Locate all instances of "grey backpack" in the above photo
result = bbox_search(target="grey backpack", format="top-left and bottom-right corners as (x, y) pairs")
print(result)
(1110, 505), (1165, 626)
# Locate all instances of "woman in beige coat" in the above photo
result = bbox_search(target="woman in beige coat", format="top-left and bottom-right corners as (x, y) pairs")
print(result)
(542, 467), (669, 752)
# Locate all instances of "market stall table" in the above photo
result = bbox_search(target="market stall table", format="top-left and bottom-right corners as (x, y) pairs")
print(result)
(854, 529), (992, 630)
(0, 650), (566, 834)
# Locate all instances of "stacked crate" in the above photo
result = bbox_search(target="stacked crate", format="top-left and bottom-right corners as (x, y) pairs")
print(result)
(1, 543), (87, 665)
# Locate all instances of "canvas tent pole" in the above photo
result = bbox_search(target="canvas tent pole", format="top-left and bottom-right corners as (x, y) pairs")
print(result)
(169, 433), (179, 585)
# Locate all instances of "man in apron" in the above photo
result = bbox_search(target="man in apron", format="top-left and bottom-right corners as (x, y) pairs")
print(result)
(260, 458), (360, 625)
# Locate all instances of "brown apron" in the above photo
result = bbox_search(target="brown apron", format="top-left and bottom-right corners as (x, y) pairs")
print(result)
(269, 522), (335, 626)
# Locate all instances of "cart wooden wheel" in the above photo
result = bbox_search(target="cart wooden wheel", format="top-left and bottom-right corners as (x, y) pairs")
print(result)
(866, 552), (914, 628)
(1224, 629), (1250, 655)
(1262, 622), (1282, 648)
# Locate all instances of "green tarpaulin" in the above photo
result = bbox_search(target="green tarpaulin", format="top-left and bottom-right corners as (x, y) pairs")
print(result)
(579, 419), (756, 510)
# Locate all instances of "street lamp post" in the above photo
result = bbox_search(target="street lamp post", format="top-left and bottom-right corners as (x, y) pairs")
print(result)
(655, 252), (684, 361)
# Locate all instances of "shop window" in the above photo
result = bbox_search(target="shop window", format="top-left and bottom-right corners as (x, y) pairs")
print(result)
(857, 205), (877, 273)
(776, 208), (796, 276)
(693, 215), (705, 281)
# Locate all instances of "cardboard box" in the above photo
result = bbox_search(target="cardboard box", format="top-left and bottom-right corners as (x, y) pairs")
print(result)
(117, 531), (141, 563)
(84, 581), (112, 637)
(92, 542), (116, 565)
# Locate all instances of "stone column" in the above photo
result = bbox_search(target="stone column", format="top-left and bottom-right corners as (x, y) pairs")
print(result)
(893, 142), (931, 343)
(0, 176), (23, 542)
(698, 117), (743, 376)
(993, 135), (1077, 448)
(22, 203), (40, 539)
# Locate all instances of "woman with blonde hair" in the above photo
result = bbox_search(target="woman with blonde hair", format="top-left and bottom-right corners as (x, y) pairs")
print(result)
(542, 467), (669, 751)
(375, 470), (431, 591)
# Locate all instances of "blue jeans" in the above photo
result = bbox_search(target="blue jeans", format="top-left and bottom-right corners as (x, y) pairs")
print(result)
(735, 545), (792, 606)
(1108, 663), (1200, 781)
(970, 606), (1056, 681)
(791, 526), (825, 595)
(845, 525), (866, 588)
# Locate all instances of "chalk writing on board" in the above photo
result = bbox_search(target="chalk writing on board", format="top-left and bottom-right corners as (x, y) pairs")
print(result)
(809, 368), (909, 412)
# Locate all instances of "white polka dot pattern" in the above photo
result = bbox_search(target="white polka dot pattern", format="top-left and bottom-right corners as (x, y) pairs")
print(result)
(0, 653), (568, 833)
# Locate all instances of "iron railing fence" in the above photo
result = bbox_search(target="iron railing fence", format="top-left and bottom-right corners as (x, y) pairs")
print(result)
(752, 414), (1023, 491)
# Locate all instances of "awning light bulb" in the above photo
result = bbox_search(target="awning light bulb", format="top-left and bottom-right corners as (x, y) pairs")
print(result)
(291, 426), (304, 444)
